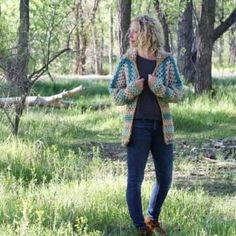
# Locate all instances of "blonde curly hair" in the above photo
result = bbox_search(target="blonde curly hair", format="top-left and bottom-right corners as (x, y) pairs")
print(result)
(130, 15), (165, 53)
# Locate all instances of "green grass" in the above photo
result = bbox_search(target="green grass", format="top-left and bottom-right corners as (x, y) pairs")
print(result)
(0, 169), (235, 235)
(0, 77), (235, 235)
(173, 77), (236, 140)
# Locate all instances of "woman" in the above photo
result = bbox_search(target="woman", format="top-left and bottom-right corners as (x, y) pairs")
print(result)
(109, 15), (183, 235)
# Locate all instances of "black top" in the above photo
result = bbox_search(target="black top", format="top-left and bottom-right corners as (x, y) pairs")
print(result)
(134, 54), (162, 120)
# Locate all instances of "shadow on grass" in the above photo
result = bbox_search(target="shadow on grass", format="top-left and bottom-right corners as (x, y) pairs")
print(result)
(174, 110), (236, 134)
(173, 175), (236, 197)
(214, 77), (236, 86)
(0, 159), (53, 185)
(32, 80), (109, 98)
(49, 128), (119, 150)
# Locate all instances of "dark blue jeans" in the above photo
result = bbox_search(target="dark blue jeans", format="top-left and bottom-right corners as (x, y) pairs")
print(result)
(126, 119), (173, 229)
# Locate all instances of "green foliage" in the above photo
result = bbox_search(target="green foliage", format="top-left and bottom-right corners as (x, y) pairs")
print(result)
(215, 0), (236, 23)
(0, 0), (75, 74)
(0, 0), (235, 75)
(131, 0), (187, 26)
(0, 0), (19, 54)
(29, 0), (75, 73)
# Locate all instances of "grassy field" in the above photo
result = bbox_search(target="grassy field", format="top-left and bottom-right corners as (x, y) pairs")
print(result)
(0, 77), (235, 235)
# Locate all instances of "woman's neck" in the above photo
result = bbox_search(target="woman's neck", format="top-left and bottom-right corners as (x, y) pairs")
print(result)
(137, 49), (156, 60)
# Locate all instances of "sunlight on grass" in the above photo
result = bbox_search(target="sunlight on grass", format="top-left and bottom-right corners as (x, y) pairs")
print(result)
(0, 167), (235, 235)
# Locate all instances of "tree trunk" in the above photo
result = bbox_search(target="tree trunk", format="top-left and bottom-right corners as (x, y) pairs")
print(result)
(74, 32), (81, 74)
(74, 0), (86, 75)
(229, 24), (236, 65)
(93, 23), (99, 74)
(14, 0), (30, 136)
(195, 0), (216, 94)
(154, 0), (171, 52)
(97, 12), (103, 75)
(109, 6), (113, 74)
(80, 34), (87, 75)
(17, 0), (29, 89)
(74, 1), (82, 74)
(177, 0), (195, 84)
(14, 96), (26, 136)
(100, 24), (104, 74)
(118, 0), (131, 55)
(74, 0), (100, 74)
(216, 37), (224, 66)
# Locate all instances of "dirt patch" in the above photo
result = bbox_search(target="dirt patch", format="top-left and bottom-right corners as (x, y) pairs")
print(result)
(82, 137), (236, 162)
(175, 137), (236, 161)
(77, 138), (236, 196)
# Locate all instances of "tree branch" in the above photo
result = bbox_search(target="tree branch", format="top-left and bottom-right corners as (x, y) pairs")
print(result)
(29, 12), (78, 85)
(2, 107), (15, 129)
(0, 85), (83, 108)
(29, 47), (70, 84)
(213, 8), (236, 42)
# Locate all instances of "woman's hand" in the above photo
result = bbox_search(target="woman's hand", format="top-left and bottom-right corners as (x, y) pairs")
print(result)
(148, 74), (156, 87)
(135, 78), (145, 90)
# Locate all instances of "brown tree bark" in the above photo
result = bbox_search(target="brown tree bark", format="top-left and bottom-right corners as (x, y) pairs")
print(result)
(229, 24), (236, 65)
(118, 0), (131, 55)
(154, 0), (171, 52)
(109, 6), (113, 74)
(14, 0), (30, 136)
(195, 0), (216, 94)
(74, 0), (100, 74)
(177, 0), (195, 84)
(194, 5), (236, 94)
(93, 23), (99, 74)
(100, 24), (104, 74)
(74, 0), (85, 75)
(215, 37), (224, 66)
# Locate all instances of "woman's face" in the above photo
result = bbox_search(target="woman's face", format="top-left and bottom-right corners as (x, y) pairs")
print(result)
(129, 21), (140, 48)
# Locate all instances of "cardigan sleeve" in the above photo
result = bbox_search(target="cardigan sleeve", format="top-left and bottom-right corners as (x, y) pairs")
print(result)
(149, 56), (183, 103)
(109, 58), (142, 106)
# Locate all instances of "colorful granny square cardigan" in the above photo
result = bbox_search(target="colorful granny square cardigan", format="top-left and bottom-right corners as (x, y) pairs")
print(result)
(109, 50), (183, 146)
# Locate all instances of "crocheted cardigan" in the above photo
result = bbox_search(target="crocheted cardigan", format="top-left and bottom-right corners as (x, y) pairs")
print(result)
(109, 50), (183, 146)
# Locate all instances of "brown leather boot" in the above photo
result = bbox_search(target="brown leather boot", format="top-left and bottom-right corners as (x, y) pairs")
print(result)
(144, 216), (167, 236)
(137, 226), (153, 236)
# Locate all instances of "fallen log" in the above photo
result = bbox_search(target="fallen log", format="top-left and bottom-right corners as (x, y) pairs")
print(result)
(0, 85), (83, 108)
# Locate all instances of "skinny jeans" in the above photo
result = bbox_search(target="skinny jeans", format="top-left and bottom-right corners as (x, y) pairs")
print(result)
(126, 119), (173, 229)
